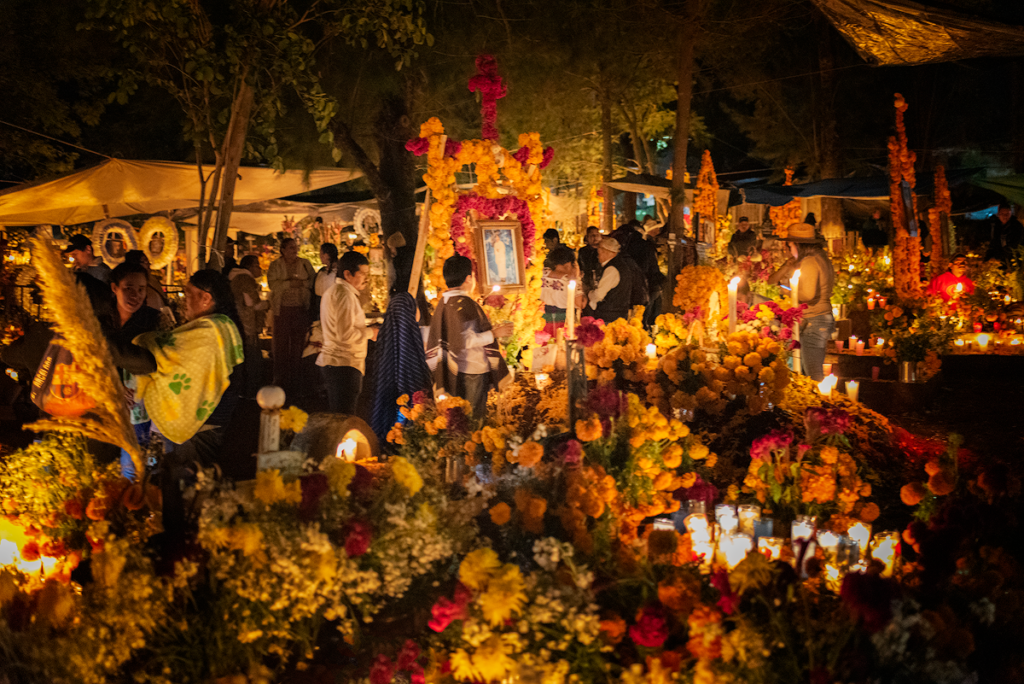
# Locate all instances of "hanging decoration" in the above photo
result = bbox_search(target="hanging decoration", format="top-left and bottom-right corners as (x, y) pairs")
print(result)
(693, 151), (719, 239)
(137, 216), (179, 270)
(769, 169), (803, 239)
(91, 219), (138, 266)
(928, 166), (952, 276)
(406, 56), (555, 364)
(888, 93), (923, 301)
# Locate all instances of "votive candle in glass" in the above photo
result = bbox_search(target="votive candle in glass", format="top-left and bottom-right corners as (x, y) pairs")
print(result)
(855, 340), (865, 355)
(758, 536), (784, 560)
(845, 380), (860, 403)
(835, 340), (844, 352)
(847, 522), (871, 553)
(720, 533), (753, 570)
(715, 504), (738, 535)
(822, 362), (832, 376)
(849, 336), (858, 351)
(737, 504), (760, 536)
(870, 531), (899, 578)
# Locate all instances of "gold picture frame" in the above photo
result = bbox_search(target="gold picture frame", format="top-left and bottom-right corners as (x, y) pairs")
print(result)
(474, 220), (526, 292)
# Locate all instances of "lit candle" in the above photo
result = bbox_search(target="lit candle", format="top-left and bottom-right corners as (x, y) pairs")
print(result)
(686, 514), (714, 566)
(847, 522), (871, 553)
(977, 333), (991, 350)
(849, 336), (858, 351)
(738, 504), (760, 536)
(867, 298), (876, 310)
(535, 372), (550, 390)
(822, 363), (832, 376)
(646, 343), (657, 360)
(845, 380), (859, 403)
(878, 296), (887, 307)
(817, 530), (840, 557)
(715, 504), (738, 535)
(336, 437), (358, 462)
(876, 337), (884, 347)
(954, 338), (965, 348)
(720, 533), (753, 570)
(817, 377), (833, 398)
(855, 340), (865, 355)
(835, 340), (844, 352)
(870, 531), (899, 578)
(492, 284), (500, 294)
(566, 279), (577, 340)
(758, 536), (784, 560)
(728, 276), (740, 333)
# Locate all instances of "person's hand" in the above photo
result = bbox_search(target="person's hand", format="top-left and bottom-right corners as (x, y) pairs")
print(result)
(368, 326), (380, 341)
(493, 322), (514, 338)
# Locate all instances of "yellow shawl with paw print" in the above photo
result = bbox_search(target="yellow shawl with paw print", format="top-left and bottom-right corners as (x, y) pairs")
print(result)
(134, 314), (244, 444)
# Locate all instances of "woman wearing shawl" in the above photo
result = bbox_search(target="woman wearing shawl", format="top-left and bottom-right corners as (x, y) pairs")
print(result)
(371, 292), (432, 443)
(112, 269), (245, 544)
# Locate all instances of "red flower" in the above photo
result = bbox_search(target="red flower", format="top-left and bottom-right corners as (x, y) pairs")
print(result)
(710, 569), (740, 615)
(575, 317), (605, 348)
(484, 293), (507, 309)
(405, 137), (430, 156)
(840, 571), (895, 633)
(20, 540), (41, 562)
(558, 439), (583, 466)
(629, 605), (669, 649)
(344, 520), (372, 558)
(397, 640), (421, 670)
(369, 654), (396, 684)
(41, 538), (67, 558)
(298, 473), (330, 521)
(63, 499), (83, 520)
(429, 583), (472, 633)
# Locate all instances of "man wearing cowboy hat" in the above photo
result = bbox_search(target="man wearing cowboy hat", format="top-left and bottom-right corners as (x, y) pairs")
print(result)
(768, 223), (835, 381)
(586, 237), (645, 324)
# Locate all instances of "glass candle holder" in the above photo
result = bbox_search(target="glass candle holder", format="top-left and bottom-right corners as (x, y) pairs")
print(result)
(753, 517), (774, 541)
(847, 522), (871, 554)
(870, 531), (900, 578)
(718, 533), (753, 570)
(715, 504), (738, 535)
(757, 536), (784, 560)
(737, 504), (760, 536)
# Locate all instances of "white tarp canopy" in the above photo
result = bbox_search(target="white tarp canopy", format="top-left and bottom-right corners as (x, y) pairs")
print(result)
(0, 158), (362, 226)
(176, 198), (381, 236)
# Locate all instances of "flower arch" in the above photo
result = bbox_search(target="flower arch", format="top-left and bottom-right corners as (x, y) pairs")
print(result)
(405, 56), (555, 363)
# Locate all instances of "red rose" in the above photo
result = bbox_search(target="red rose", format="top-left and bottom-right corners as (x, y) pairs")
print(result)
(369, 654), (395, 684)
(344, 520), (372, 558)
(629, 605), (669, 649)
(428, 583), (472, 633)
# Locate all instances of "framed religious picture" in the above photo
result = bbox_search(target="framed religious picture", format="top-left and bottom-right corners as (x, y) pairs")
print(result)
(474, 220), (526, 291)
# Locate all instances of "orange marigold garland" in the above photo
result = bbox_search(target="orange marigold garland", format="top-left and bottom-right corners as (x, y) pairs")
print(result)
(889, 93), (923, 302)
(694, 150), (719, 237)
(769, 168), (802, 239)
(928, 165), (952, 276)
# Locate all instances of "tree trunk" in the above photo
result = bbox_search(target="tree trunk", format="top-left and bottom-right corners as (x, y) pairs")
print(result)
(664, 0), (700, 312)
(814, 15), (843, 244)
(600, 81), (615, 233)
(210, 78), (255, 268)
(373, 95), (419, 245)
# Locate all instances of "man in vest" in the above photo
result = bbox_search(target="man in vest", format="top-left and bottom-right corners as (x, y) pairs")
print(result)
(587, 237), (642, 324)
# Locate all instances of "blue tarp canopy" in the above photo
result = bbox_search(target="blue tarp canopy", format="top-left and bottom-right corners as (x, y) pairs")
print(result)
(742, 168), (983, 206)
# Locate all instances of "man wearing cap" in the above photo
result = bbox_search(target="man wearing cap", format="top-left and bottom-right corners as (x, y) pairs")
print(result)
(64, 234), (112, 283)
(768, 223), (835, 381)
(727, 216), (760, 259)
(586, 237), (643, 324)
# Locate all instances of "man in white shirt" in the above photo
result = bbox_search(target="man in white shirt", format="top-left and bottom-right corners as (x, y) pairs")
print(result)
(317, 251), (378, 413)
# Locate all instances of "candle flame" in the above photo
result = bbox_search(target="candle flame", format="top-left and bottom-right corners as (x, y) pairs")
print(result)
(336, 438), (358, 461)
(728, 276), (741, 289)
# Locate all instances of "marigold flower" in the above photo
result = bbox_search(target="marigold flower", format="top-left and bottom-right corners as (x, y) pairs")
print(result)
(391, 456), (423, 496)
(600, 613), (628, 644)
(859, 502), (880, 522)
(517, 441), (544, 468)
(900, 481), (927, 506)
(489, 502), (511, 526)
(458, 548), (501, 590)
(928, 469), (955, 496)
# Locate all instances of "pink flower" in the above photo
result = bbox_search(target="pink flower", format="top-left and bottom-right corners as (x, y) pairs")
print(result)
(750, 429), (794, 460)
(805, 408), (851, 435)
(405, 137), (430, 156)
(629, 606), (669, 648)
(484, 293), (507, 309)
(559, 439), (583, 466)
(429, 583), (473, 632)
(444, 139), (462, 157)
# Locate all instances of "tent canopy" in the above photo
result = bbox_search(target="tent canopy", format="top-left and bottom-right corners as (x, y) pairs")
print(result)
(0, 159), (362, 226)
(971, 175), (1024, 208)
(176, 198), (382, 236)
(742, 168), (982, 206)
(606, 173), (731, 215)
(812, 0), (1024, 66)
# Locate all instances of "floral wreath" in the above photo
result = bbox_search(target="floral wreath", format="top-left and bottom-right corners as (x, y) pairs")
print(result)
(91, 219), (138, 266)
(137, 216), (179, 270)
(352, 207), (381, 239)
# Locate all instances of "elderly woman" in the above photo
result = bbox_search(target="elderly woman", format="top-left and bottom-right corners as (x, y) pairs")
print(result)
(768, 223), (835, 381)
